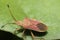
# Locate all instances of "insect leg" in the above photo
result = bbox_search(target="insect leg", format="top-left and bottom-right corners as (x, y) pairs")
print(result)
(31, 31), (45, 40)
(1, 23), (15, 28)
(22, 30), (25, 37)
(22, 30), (26, 40)
(31, 31), (35, 40)
(14, 28), (21, 34)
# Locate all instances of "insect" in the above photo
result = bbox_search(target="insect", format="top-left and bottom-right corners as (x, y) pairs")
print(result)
(1, 4), (48, 40)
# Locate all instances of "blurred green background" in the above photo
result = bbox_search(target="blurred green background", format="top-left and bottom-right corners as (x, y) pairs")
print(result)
(0, 0), (60, 40)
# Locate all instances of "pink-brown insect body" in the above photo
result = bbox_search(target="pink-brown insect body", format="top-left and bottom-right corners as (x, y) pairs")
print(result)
(15, 18), (47, 32)
(7, 4), (47, 32)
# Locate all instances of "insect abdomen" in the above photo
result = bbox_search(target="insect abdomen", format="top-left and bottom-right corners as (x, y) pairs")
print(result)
(36, 23), (47, 32)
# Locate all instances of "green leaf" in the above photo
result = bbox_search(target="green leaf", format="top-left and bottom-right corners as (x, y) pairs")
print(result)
(0, 0), (60, 40)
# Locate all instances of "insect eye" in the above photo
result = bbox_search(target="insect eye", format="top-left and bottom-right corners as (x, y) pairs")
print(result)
(36, 23), (47, 31)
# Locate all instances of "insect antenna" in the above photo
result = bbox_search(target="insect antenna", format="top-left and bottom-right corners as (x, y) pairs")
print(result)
(1, 4), (18, 28)
(7, 4), (17, 21)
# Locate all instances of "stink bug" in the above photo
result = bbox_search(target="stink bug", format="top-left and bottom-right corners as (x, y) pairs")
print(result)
(2, 4), (48, 40)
